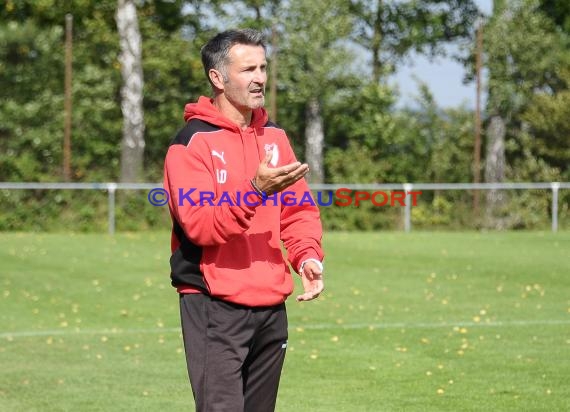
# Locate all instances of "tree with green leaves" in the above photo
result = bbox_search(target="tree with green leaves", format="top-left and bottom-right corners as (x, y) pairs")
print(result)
(0, 0), (210, 183)
(521, 69), (570, 180)
(350, 0), (480, 83)
(279, 0), (357, 183)
(0, 18), (65, 181)
(539, 0), (570, 33)
(1, 0), (124, 181)
(483, 0), (569, 227)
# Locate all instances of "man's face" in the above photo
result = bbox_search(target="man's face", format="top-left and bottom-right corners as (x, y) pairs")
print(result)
(221, 44), (267, 111)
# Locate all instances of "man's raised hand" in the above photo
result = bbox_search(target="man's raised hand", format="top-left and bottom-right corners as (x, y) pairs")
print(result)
(253, 150), (309, 195)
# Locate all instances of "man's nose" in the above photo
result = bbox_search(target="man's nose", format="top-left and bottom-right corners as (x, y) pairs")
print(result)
(253, 69), (266, 85)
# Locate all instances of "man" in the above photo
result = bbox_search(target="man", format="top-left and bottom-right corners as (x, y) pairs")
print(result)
(163, 28), (325, 412)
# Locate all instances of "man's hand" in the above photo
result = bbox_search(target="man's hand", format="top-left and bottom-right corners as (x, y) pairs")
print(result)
(253, 150), (309, 195)
(296, 261), (324, 302)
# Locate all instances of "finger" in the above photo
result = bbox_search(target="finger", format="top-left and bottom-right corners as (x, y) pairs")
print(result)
(296, 289), (321, 302)
(275, 162), (303, 176)
(289, 162), (307, 174)
(304, 265), (322, 278)
(281, 164), (309, 184)
(296, 281), (324, 301)
(290, 164), (309, 178)
(296, 291), (317, 301)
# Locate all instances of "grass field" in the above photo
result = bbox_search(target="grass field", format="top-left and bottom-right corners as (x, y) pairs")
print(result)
(1, 231), (569, 411)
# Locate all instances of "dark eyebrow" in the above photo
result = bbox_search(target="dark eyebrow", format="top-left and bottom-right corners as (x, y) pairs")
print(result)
(242, 63), (267, 70)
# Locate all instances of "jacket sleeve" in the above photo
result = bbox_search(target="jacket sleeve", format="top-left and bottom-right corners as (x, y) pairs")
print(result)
(279, 142), (324, 273)
(164, 139), (260, 246)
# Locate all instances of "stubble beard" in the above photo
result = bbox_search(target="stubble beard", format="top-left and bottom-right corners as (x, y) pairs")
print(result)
(251, 94), (265, 109)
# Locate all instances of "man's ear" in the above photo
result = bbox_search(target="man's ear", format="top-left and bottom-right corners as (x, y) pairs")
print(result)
(209, 69), (225, 91)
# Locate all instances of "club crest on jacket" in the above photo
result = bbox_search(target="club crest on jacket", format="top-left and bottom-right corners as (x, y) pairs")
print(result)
(264, 143), (279, 167)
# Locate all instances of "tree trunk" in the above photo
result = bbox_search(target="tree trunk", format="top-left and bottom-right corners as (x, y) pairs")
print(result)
(482, 0), (508, 228)
(116, 0), (145, 183)
(305, 97), (324, 184)
(484, 114), (507, 228)
(269, 24), (278, 122)
(371, 0), (383, 83)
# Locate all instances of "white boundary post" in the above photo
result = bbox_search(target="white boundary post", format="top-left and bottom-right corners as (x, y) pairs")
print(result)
(551, 182), (560, 233)
(403, 183), (413, 232)
(107, 183), (117, 235)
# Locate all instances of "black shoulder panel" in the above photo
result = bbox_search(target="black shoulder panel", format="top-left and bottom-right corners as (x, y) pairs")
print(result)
(264, 120), (284, 130)
(170, 119), (221, 146)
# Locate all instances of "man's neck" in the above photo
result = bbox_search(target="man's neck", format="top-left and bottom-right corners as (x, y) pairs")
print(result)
(212, 95), (252, 130)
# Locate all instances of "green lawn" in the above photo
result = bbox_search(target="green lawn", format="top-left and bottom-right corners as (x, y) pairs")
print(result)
(1, 231), (569, 411)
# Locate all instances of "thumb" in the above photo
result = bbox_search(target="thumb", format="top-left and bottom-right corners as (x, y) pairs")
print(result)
(303, 263), (322, 278)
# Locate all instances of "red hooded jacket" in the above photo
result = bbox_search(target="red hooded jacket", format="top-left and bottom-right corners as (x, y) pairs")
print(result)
(163, 96), (324, 307)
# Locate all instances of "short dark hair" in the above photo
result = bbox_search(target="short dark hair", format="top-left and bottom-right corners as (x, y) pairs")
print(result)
(201, 29), (266, 86)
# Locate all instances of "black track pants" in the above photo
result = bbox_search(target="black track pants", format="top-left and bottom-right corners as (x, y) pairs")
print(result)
(179, 293), (288, 412)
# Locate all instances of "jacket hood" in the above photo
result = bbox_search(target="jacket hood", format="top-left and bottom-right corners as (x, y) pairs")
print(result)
(183, 96), (268, 131)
